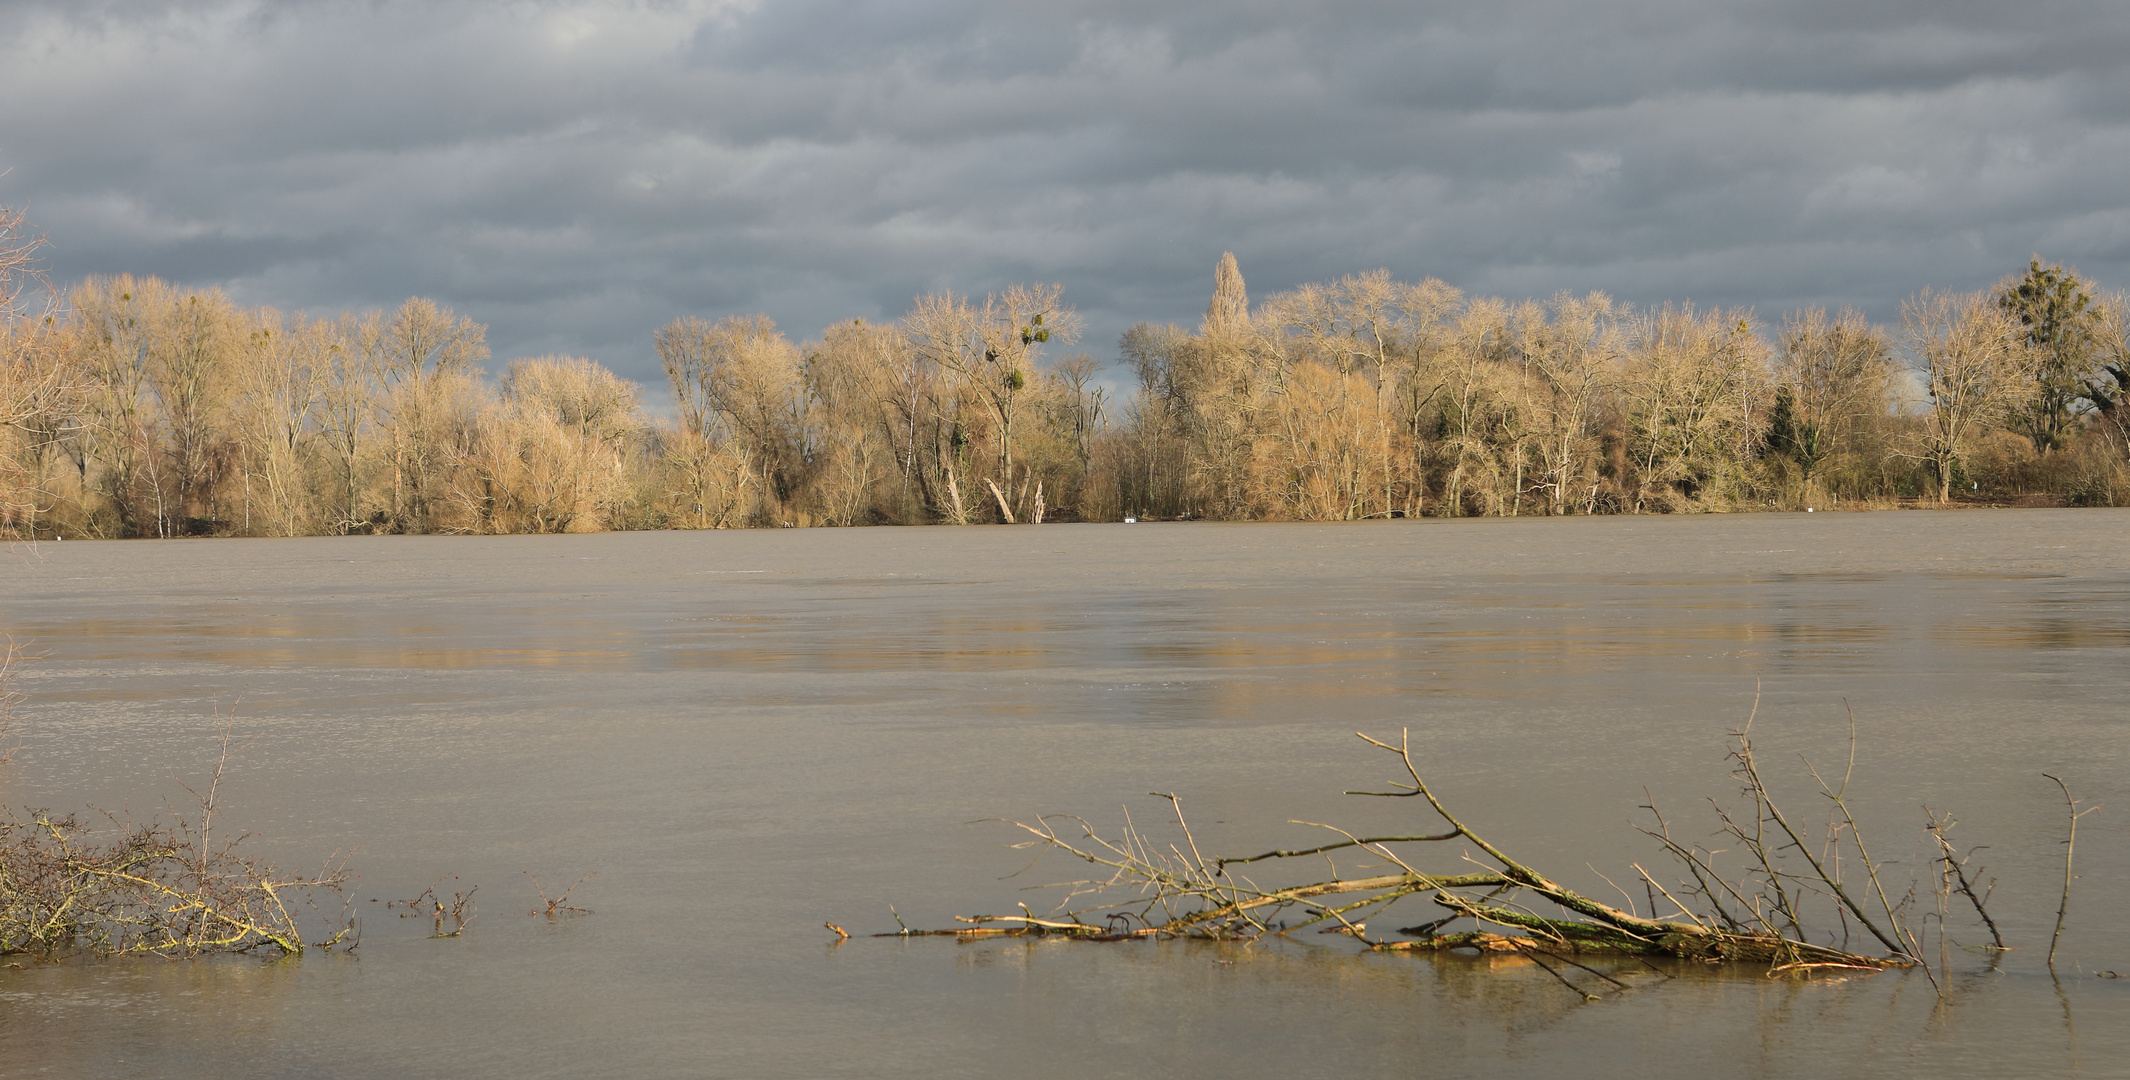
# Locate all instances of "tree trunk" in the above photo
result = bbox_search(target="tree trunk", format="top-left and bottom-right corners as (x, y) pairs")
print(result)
(984, 477), (1016, 524)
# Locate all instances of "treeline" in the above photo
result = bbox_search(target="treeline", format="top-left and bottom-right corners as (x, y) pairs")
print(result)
(3, 233), (2128, 537)
(0, 272), (1110, 536)
(1115, 255), (2129, 518)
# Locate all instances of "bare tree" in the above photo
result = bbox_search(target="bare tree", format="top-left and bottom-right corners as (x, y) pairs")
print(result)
(1616, 306), (1768, 513)
(1516, 293), (1616, 516)
(1115, 322), (1196, 517)
(0, 202), (50, 321)
(70, 275), (169, 536)
(148, 289), (240, 532)
(1051, 353), (1106, 478)
(655, 314), (807, 516)
(0, 206), (82, 536)
(315, 312), (378, 531)
(452, 357), (642, 534)
(1766, 308), (1893, 506)
(1434, 298), (1513, 516)
(366, 298), (488, 531)
(227, 310), (331, 535)
(0, 326), (88, 536)
(656, 316), (718, 442)
(903, 285), (1079, 520)
(805, 320), (922, 525)
(2083, 294), (2130, 454)
(1259, 271), (1459, 516)
(1903, 290), (2023, 502)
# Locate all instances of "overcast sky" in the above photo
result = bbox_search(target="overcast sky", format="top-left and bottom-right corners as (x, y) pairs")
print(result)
(5, 0), (2128, 399)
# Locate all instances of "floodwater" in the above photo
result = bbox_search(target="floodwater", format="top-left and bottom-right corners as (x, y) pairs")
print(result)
(1, 511), (2126, 1079)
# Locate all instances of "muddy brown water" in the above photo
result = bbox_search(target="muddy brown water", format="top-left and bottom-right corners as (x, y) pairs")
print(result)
(2, 511), (2126, 1079)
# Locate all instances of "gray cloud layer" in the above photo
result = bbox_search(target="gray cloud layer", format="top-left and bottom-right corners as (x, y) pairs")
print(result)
(5, 0), (2127, 393)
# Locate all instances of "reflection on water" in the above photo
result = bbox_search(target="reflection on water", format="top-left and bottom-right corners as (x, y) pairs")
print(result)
(1, 512), (2127, 1079)
(1939, 619), (2130, 651)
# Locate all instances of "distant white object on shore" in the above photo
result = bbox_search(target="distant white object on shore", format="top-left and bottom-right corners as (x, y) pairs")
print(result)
(1123, 517), (1138, 523)
(1807, 508), (1814, 513)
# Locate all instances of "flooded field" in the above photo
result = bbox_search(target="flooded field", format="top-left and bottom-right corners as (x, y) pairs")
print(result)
(2, 511), (2127, 1078)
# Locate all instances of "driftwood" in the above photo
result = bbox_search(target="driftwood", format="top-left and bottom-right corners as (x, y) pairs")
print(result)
(882, 721), (2058, 988)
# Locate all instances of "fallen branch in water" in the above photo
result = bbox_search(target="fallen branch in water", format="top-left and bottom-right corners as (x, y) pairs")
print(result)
(877, 721), (2072, 987)
(1, 719), (352, 958)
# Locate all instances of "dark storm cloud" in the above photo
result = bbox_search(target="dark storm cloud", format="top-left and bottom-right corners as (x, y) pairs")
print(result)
(3, 0), (2128, 396)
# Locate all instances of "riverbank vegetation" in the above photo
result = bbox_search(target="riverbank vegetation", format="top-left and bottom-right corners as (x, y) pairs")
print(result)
(5, 200), (2128, 536)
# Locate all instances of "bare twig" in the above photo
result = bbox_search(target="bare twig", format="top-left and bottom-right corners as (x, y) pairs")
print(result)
(1925, 810), (2005, 952)
(1217, 830), (1459, 872)
(1736, 724), (1908, 957)
(2042, 774), (2098, 971)
(392, 878), (477, 938)
(524, 870), (596, 917)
